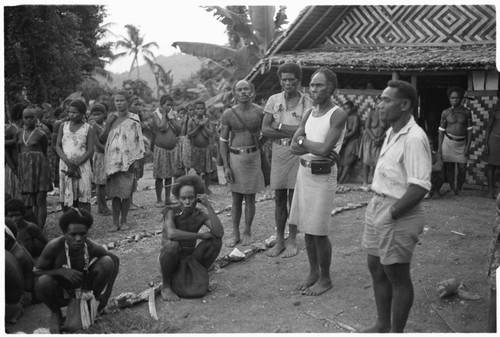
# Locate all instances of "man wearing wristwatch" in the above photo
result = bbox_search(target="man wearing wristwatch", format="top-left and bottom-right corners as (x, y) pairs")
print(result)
(261, 63), (313, 258)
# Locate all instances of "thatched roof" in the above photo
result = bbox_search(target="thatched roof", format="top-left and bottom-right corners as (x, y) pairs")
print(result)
(252, 43), (496, 75)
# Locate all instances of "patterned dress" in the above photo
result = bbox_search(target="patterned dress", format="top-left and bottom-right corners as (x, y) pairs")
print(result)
(59, 122), (93, 207)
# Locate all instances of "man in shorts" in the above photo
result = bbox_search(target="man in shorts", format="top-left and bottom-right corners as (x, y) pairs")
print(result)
(361, 80), (431, 332)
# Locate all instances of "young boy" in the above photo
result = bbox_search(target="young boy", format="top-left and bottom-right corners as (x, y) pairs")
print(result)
(187, 101), (215, 192)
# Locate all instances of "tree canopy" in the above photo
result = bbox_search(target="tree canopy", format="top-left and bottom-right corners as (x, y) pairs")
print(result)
(4, 5), (112, 107)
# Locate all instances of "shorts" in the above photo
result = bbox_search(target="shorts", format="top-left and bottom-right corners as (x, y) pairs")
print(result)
(362, 194), (425, 265)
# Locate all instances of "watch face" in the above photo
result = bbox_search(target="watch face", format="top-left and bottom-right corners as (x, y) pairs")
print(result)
(298, 138), (303, 145)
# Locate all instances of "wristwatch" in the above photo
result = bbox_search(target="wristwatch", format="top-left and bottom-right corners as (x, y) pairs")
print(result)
(297, 136), (304, 146)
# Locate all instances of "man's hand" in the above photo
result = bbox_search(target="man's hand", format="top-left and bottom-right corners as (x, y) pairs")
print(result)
(200, 232), (215, 240)
(328, 150), (340, 165)
(224, 166), (234, 184)
(59, 268), (84, 286)
(197, 193), (209, 207)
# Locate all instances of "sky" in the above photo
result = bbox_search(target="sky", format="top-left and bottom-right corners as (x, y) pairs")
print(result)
(102, 2), (305, 73)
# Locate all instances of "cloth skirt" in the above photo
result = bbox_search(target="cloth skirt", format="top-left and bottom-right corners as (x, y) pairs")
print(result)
(92, 152), (107, 185)
(441, 136), (466, 163)
(289, 162), (338, 236)
(5, 164), (22, 200)
(339, 137), (360, 166)
(59, 159), (92, 207)
(18, 151), (52, 194)
(229, 150), (264, 194)
(191, 145), (215, 174)
(153, 145), (183, 179)
(106, 171), (136, 199)
(358, 131), (381, 166)
(270, 143), (299, 190)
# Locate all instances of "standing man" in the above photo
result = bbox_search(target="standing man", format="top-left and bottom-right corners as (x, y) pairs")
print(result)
(219, 80), (265, 247)
(289, 67), (347, 296)
(483, 102), (500, 199)
(362, 80), (431, 333)
(261, 63), (313, 258)
(437, 86), (472, 195)
(152, 95), (183, 205)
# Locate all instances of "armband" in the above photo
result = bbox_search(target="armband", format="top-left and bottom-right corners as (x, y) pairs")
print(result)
(438, 127), (446, 132)
(219, 138), (229, 143)
(467, 126), (473, 130)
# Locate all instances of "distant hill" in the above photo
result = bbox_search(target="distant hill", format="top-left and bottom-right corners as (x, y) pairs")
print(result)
(99, 53), (202, 90)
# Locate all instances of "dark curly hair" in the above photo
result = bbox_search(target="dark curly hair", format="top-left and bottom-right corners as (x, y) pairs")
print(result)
(59, 207), (93, 233)
(447, 86), (465, 99)
(5, 199), (27, 216)
(171, 175), (206, 199)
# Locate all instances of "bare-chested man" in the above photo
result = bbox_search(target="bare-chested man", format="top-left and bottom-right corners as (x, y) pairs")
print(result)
(484, 103), (500, 199)
(152, 95), (183, 205)
(187, 101), (215, 192)
(159, 175), (223, 301)
(220, 80), (265, 247)
(438, 86), (473, 196)
(359, 98), (387, 190)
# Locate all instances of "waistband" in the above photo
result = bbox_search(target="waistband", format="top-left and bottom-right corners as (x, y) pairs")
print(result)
(445, 133), (466, 142)
(299, 158), (334, 168)
(229, 146), (258, 155)
(273, 138), (292, 146)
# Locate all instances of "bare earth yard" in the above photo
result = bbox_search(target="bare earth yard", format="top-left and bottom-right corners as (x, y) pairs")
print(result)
(7, 163), (497, 333)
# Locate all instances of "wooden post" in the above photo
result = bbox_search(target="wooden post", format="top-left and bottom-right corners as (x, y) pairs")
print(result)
(392, 71), (399, 80)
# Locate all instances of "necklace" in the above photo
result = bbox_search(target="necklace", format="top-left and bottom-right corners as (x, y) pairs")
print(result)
(22, 129), (35, 146)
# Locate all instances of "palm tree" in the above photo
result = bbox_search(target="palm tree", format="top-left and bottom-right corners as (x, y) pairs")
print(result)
(113, 24), (159, 79)
(173, 6), (288, 81)
(144, 58), (174, 98)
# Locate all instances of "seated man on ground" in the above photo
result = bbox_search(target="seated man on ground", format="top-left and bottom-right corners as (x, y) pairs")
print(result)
(159, 175), (224, 301)
(6, 199), (47, 258)
(33, 208), (120, 333)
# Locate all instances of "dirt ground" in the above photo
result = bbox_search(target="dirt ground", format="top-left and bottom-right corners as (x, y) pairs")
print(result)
(6, 163), (498, 333)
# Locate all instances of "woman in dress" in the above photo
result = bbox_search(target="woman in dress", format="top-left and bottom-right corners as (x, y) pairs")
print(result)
(16, 107), (52, 228)
(5, 103), (26, 200)
(100, 90), (145, 231)
(55, 100), (95, 213)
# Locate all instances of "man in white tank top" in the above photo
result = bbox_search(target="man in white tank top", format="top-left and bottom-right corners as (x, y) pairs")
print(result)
(289, 67), (348, 296)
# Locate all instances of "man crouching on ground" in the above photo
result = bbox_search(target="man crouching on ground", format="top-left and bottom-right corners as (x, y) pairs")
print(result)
(160, 175), (224, 301)
(33, 208), (119, 333)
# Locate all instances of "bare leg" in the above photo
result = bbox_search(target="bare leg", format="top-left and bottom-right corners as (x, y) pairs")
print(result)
(297, 234), (319, 291)
(97, 185), (111, 215)
(302, 235), (332, 296)
(84, 255), (117, 310)
(109, 197), (121, 231)
(192, 238), (222, 269)
(36, 192), (47, 229)
(164, 177), (173, 204)
(282, 189), (298, 258)
(155, 178), (164, 204)
(120, 198), (131, 230)
(361, 164), (370, 190)
(204, 172), (212, 195)
(242, 194), (256, 246)
(362, 254), (392, 333)
(159, 242), (181, 301)
(456, 163), (467, 194)
(338, 165), (349, 184)
(267, 189), (288, 257)
(384, 262), (413, 332)
(486, 165), (496, 198)
(227, 192), (243, 247)
(34, 275), (64, 333)
(444, 162), (456, 194)
(488, 288), (497, 332)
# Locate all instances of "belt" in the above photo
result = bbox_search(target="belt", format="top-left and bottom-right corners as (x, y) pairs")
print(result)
(229, 146), (258, 155)
(273, 138), (292, 146)
(299, 158), (334, 168)
(445, 133), (466, 142)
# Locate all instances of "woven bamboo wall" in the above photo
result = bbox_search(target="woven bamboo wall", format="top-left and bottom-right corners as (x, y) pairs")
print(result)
(326, 5), (496, 45)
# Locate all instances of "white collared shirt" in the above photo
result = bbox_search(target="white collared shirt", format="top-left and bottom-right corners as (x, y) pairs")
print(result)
(371, 116), (432, 199)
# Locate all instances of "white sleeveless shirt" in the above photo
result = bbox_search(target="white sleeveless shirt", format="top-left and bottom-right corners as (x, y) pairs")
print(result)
(303, 106), (346, 160)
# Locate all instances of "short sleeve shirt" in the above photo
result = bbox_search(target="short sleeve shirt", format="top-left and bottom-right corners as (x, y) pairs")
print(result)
(371, 116), (432, 199)
(263, 92), (313, 126)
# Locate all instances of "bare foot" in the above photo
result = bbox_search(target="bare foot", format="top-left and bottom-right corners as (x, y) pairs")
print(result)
(297, 273), (319, 291)
(99, 208), (112, 216)
(361, 323), (391, 333)
(281, 243), (298, 258)
(226, 236), (240, 247)
(161, 286), (180, 301)
(130, 203), (144, 210)
(266, 243), (285, 257)
(50, 311), (63, 333)
(302, 278), (332, 296)
(156, 201), (164, 208)
(120, 223), (131, 231)
(241, 233), (254, 246)
(108, 225), (120, 232)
